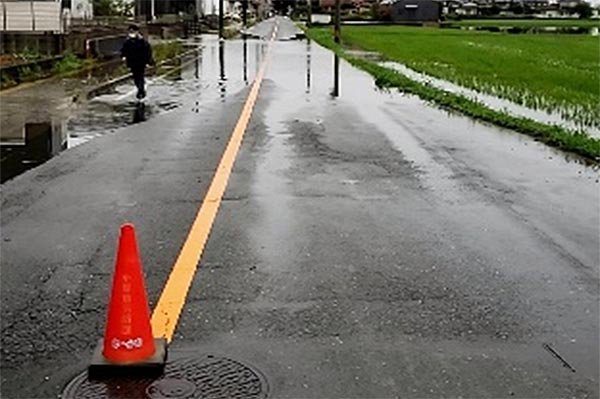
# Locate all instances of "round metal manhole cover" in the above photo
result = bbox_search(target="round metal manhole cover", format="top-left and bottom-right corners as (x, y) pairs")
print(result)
(62, 355), (269, 399)
(146, 378), (197, 398)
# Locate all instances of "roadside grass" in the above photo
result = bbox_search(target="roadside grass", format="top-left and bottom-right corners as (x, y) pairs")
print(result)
(306, 27), (600, 161)
(326, 25), (598, 130)
(53, 53), (84, 74)
(152, 40), (184, 64)
(449, 19), (600, 28)
(0, 73), (16, 87)
(2, 41), (186, 91)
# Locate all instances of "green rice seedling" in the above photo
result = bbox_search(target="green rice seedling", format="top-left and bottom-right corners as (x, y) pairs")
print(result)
(320, 25), (598, 129)
(306, 26), (600, 161)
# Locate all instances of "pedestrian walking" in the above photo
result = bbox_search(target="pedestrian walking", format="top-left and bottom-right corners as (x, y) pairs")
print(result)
(121, 24), (154, 100)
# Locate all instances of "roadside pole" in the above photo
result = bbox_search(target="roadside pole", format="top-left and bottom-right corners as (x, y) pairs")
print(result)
(219, 0), (224, 39)
(332, 0), (340, 96)
(334, 0), (340, 44)
(307, 0), (312, 27)
(332, 53), (339, 97)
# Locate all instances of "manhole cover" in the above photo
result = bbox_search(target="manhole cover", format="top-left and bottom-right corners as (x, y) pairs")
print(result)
(147, 378), (196, 398)
(62, 355), (269, 399)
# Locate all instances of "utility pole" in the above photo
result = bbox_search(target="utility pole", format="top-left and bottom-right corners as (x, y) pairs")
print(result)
(307, 0), (312, 27)
(334, 0), (340, 44)
(242, 0), (248, 28)
(219, 0), (224, 39)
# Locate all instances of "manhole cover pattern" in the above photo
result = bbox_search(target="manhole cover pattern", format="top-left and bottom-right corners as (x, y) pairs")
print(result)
(62, 355), (268, 399)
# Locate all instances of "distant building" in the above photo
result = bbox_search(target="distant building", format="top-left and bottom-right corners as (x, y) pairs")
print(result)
(1, 0), (64, 32)
(61, 0), (94, 19)
(456, 1), (477, 14)
(135, 0), (199, 19)
(387, 0), (441, 22)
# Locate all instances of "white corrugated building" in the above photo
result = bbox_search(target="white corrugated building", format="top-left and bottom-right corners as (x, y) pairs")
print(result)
(2, 0), (64, 33)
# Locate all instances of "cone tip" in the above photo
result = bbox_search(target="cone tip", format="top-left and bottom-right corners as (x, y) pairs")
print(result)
(121, 223), (135, 233)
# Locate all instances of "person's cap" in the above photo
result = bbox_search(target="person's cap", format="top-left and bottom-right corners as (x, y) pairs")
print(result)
(128, 24), (140, 32)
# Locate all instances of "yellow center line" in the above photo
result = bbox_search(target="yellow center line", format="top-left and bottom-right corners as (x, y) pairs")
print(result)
(151, 32), (276, 342)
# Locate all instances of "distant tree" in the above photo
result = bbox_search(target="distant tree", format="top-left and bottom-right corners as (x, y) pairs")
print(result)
(93, 0), (113, 16)
(92, 0), (133, 16)
(573, 1), (592, 18)
(370, 2), (379, 18)
(113, 0), (134, 15)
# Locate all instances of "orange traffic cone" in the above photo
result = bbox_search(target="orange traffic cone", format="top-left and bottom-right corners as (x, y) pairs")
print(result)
(88, 223), (167, 379)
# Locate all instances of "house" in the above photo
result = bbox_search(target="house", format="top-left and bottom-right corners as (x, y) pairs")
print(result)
(456, 1), (478, 14)
(440, 0), (462, 15)
(388, 0), (441, 22)
(523, 0), (549, 9)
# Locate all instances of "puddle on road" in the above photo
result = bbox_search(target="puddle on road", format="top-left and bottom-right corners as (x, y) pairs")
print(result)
(0, 36), (263, 183)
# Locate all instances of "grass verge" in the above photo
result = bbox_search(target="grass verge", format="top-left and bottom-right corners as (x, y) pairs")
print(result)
(1, 40), (184, 91)
(53, 53), (84, 74)
(306, 27), (600, 161)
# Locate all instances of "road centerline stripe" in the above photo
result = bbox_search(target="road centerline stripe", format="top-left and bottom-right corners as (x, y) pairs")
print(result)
(150, 35), (274, 342)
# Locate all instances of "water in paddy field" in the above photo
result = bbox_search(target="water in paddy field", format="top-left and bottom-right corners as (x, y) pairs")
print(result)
(374, 60), (600, 137)
(0, 36), (265, 183)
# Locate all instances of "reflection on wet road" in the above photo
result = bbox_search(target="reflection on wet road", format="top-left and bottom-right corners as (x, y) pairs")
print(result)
(69, 37), (260, 145)
(0, 36), (264, 182)
(179, 17), (599, 398)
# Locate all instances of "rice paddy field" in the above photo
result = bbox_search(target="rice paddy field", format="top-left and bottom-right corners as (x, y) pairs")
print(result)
(450, 19), (600, 28)
(322, 25), (599, 131)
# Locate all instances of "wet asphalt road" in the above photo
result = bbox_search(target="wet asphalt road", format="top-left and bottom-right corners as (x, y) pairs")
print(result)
(1, 17), (599, 398)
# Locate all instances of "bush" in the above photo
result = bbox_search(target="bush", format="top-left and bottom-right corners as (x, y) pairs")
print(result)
(18, 64), (42, 81)
(19, 47), (42, 62)
(152, 41), (183, 64)
(53, 53), (83, 74)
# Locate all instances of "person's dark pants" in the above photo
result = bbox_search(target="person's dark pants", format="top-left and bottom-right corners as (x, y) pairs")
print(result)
(131, 67), (146, 99)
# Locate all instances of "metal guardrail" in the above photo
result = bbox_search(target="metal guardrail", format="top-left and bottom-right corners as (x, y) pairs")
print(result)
(69, 16), (147, 28)
(85, 35), (126, 58)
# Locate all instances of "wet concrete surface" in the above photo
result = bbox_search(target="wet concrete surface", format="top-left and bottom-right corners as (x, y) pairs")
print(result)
(1, 17), (598, 398)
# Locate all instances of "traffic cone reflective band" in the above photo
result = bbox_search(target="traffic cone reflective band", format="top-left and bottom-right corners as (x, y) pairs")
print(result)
(102, 223), (155, 362)
(88, 223), (167, 379)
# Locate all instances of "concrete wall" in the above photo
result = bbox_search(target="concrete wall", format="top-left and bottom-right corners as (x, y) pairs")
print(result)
(390, 0), (441, 22)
